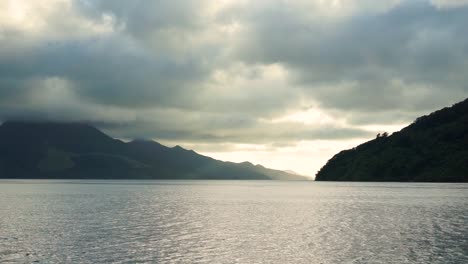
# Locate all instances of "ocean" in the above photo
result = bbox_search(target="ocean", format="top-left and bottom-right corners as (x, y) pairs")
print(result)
(0, 180), (467, 263)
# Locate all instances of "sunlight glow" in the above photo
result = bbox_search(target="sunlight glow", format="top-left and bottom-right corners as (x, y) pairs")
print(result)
(268, 108), (342, 126)
(198, 139), (370, 178)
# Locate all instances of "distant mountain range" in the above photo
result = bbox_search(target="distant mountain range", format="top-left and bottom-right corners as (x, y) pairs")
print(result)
(0, 121), (308, 180)
(316, 98), (468, 182)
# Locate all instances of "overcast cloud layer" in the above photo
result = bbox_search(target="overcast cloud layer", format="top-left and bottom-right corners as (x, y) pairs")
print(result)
(1, 0), (467, 175)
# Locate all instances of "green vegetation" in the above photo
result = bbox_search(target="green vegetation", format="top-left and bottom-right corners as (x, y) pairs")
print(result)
(316, 98), (468, 182)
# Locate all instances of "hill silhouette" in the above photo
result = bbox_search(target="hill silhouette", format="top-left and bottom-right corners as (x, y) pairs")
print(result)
(316, 98), (468, 182)
(0, 121), (308, 180)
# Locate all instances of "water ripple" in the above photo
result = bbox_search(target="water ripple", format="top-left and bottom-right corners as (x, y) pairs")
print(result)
(0, 180), (467, 263)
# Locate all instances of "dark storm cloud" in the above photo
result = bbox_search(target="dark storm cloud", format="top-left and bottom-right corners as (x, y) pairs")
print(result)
(0, 0), (467, 145)
(0, 35), (207, 108)
(235, 1), (468, 114)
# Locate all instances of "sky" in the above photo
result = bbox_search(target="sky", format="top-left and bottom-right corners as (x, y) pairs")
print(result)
(0, 0), (467, 177)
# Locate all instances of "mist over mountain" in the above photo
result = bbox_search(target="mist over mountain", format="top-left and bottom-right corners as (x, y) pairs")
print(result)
(0, 121), (308, 181)
(316, 98), (468, 182)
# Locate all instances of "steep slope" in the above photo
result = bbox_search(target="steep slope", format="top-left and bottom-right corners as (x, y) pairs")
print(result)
(0, 121), (308, 180)
(316, 98), (468, 182)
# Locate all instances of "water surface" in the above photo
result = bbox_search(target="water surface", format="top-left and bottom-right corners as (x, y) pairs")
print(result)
(0, 180), (467, 263)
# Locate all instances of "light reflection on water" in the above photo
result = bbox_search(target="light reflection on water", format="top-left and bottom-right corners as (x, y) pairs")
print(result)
(0, 180), (467, 263)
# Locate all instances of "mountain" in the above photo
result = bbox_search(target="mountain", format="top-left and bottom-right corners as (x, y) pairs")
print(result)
(0, 121), (308, 180)
(316, 98), (468, 182)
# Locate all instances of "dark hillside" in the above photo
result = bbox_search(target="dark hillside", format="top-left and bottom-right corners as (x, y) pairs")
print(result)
(0, 121), (308, 180)
(316, 98), (468, 182)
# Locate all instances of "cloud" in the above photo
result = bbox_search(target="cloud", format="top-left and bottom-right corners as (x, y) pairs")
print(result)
(0, 0), (467, 174)
(93, 106), (373, 145)
(233, 1), (468, 114)
(431, 0), (468, 9)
